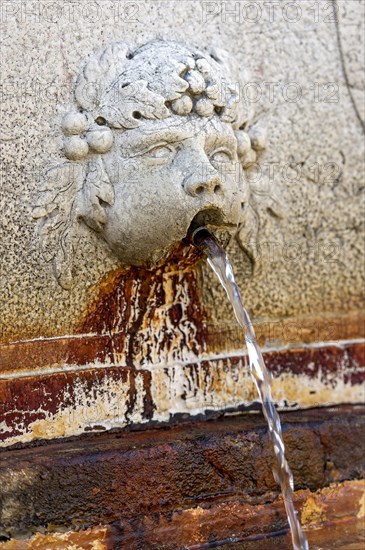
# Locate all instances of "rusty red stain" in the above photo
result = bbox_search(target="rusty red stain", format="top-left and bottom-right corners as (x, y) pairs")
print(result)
(0, 367), (153, 443)
(0, 312), (363, 377)
(77, 258), (208, 369)
(0, 241), (364, 446)
(0, 335), (113, 375)
(0, 266), (208, 375)
(0, 343), (364, 444)
(0, 408), (364, 542)
(0, 483), (364, 549)
(265, 344), (365, 390)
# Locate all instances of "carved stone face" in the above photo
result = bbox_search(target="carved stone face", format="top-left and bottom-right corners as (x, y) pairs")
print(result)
(95, 115), (244, 266)
(33, 40), (274, 288)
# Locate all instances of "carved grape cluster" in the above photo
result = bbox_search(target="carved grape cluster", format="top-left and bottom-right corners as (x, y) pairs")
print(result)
(235, 123), (267, 168)
(170, 57), (234, 118)
(61, 111), (114, 161)
(166, 55), (267, 167)
(169, 59), (216, 117)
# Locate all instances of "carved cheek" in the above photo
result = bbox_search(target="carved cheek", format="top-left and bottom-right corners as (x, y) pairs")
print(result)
(237, 164), (248, 194)
(223, 160), (242, 191)
(101, 152), (133, 186)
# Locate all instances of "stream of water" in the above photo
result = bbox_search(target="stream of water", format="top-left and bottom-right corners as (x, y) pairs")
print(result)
(193, 229), (309, 550)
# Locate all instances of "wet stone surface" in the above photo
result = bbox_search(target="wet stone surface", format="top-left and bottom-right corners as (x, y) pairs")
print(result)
(0, 406), (364, 542)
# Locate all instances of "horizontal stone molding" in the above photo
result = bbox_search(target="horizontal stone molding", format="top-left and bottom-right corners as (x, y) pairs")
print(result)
(1, 311), (364, 376)
(0, 407), (364, 543)
(0, 342), (364, 447)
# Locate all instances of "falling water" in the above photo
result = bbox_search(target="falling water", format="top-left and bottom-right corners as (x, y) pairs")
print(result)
(192, 228), (309, 550)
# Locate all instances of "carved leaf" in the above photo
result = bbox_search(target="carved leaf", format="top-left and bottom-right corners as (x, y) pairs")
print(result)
(100, 80), (170, 129)
(79, 158), (115, 232)
(75, 42), (130, 111)
(236, 183), (284, 274)
(250, 179), (285, 220)
(32, 163), (84, 289)
(236, 203), (260, 272)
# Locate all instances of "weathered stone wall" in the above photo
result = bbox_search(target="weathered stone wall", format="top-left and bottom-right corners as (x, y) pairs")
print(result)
(0, 407), (364, 546)
(1, 0), (364, 342)
(0, 0), (364, 446)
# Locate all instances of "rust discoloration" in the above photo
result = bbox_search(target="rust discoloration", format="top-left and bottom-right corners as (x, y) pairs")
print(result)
(267, 343), (365, 383)
(254, 311), (365, 347)
(0, 527), (110, 549)
(78, 258), (208, 370)
(1, 343), (364, 445)
(0, 335), (114, 376)
(1, 232), (363, 378)
(206, 310), (365, 352)
(1, 310), (364, 377)
(107, 481), (365, 549)
(0, 243), (206, 376)
(0, 368), (153, 444)
(0, 264), (208, 376)
(78, 241), (203, 333)
(0, 481), (364, 549)
(0, 407), (364, 539)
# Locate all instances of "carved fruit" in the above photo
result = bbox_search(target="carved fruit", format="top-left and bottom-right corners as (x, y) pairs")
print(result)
(86, 127), (114, 153)
(196, 58), (211, 77)
(206, 84), (219, 100)
(236, 131), (251, 158)
(248, 124), (267, 151)
(63, 136), (89, 160)
(185, 57), (195, 69)
(241, 148), (257, 168)
(184, 70), (206, 95)
(195, 98), (214, 117)
(171, 95), (193, 116)
(61, 112), (88, 135)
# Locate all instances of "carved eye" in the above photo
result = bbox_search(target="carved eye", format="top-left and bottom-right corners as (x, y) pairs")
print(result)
(209, 148), (233, 163)
(142, 144), (175, 160)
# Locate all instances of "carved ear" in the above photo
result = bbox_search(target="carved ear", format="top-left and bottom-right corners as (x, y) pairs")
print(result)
(32, 163), (84, 289)
(235, 203), (260, 274)
(236, 185), (285, 276)
(79, 157), (114, 233)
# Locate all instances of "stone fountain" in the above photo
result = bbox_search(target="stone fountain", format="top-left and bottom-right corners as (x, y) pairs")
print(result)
(0, 5), (364, 548)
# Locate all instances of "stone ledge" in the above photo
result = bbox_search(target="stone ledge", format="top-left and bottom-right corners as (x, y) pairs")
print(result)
(1, 313), (364, 377)
(0, 482), (364, 550)
(0, 406), (364, 542)
(1, 342), (364, 447)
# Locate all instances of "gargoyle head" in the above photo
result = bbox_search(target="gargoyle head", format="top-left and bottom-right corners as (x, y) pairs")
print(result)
(33, 40), (278, 289)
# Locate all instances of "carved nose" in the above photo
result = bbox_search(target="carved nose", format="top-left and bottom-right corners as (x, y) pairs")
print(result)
(183, 168), (222, 198)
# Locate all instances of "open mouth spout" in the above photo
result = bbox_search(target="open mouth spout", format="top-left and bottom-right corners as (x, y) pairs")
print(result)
(186, 208), (237, 249)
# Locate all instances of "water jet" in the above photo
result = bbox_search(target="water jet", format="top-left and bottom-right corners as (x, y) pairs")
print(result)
(1, 23), (364, 549)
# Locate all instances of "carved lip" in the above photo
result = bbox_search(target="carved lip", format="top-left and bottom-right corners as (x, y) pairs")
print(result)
(151, 209), (236, 269)
(186, 208), (237, 248)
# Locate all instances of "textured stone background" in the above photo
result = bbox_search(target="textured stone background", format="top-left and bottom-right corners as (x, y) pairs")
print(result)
(0, 0), (364, 344)
(0, 5), (364, 546)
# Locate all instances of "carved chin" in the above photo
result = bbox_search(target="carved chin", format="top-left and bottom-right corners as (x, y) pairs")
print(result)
(96, 205), (239, 269)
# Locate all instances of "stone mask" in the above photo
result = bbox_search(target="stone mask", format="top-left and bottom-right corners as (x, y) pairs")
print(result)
(33, 40), (274, 289)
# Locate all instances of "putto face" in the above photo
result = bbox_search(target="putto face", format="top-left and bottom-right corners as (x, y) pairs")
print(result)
(94, 115), (245, 266)
(33, 40), (268, 288)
